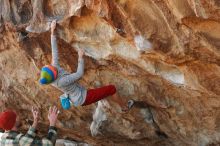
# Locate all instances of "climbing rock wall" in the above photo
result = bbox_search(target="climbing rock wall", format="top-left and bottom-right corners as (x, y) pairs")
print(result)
(0, 0), (220, 145)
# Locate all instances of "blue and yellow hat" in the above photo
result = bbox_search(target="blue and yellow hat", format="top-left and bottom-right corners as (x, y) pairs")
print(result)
(40, 65), (58, 84)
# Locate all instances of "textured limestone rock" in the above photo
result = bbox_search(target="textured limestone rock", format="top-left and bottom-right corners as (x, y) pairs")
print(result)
(0, 0), (220, 145)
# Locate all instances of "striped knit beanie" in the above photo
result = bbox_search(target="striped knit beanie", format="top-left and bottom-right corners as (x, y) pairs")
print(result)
(40, 65), (58, 84)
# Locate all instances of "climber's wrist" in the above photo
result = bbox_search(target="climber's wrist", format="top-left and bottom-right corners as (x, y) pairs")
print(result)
(51, 30), (55, 36)
(78, 56), (83, 60)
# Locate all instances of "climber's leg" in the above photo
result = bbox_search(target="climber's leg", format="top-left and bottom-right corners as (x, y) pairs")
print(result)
(82, 85), (134, 112)
(82, 85), (117, 106)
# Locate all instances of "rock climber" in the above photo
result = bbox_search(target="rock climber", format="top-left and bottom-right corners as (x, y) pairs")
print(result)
(0, 106), (59, 145)
(39, 20), (134, 112)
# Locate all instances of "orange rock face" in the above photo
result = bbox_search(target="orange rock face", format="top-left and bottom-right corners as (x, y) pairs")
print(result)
(0, 0), (220, 145)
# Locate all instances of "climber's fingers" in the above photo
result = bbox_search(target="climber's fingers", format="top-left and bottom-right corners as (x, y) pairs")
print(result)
(51, 20), (57, 30)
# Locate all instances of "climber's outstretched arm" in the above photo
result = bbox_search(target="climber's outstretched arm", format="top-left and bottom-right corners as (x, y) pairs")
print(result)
(51, 20), (60, 68)
(59, 49), (85, 86)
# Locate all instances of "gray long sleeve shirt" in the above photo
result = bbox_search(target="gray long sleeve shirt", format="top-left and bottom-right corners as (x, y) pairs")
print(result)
(51, 35), (87, 106)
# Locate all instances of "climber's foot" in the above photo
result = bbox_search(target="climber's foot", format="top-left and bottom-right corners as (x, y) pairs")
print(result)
(121, 99), (135, 113)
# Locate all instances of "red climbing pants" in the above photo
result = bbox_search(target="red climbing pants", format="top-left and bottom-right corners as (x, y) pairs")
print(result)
(82, 85), (117, 106)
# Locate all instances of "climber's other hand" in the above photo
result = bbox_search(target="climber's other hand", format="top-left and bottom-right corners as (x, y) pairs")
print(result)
(51, 20), (57, 34)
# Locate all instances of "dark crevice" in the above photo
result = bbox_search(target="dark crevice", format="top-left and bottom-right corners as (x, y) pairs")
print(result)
(19, 1), (33, 24)
(149, 107), (169, 139)
(155, 130), (168, 139)
(9, 1), (17, 24)
(133, 100), (169, 139)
